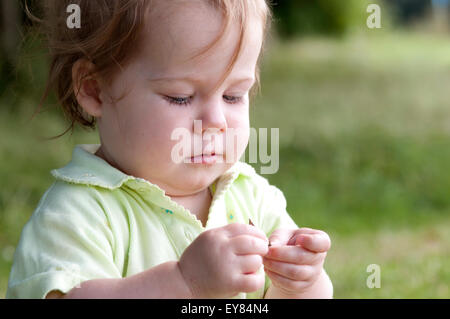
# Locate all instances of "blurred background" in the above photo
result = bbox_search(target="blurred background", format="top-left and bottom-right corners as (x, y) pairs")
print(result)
(1, 0), (449, 298)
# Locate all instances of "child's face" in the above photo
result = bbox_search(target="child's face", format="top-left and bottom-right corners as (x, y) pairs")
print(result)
(96, 1), (263, 196)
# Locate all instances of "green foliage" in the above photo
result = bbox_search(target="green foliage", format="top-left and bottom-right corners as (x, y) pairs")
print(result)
(271, 0), (372, 38)
(0, 31), (55, 116)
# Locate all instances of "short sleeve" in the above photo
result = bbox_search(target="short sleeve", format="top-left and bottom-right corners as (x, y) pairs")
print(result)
(6, 182), (121, 299)
(249, 176), (299, 297)
(259, 184), (299, 237)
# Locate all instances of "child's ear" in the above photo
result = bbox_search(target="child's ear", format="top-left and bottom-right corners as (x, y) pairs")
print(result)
(72, 59), (103, 117)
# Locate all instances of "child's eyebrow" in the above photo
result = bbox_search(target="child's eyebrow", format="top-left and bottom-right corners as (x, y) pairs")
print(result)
(149, 76), (255, 87)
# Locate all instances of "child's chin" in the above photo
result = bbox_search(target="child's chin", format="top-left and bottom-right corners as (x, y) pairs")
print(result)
(179, 171), (222, 187)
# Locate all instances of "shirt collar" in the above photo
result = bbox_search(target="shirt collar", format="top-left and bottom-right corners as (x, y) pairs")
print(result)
(51, 144), (256, 195)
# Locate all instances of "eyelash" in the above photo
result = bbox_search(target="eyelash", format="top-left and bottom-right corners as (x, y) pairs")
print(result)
(164, 95), (243, 106)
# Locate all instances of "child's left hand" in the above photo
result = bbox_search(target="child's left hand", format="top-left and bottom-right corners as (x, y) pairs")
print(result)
(262, 227), (331, 296)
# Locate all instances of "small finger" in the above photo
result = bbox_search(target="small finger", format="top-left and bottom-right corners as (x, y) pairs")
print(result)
(287, 228), (327, 244)
(296, 233), (331, 253)
(265, 245), (325, 265)
(264, 269), (312, 293)
(296, 227), (323, 235)
(268, 228), (296, 247)
(237, 254), (263, 274)
(230, 235), (269, 256)
(234, 272), (265, 293)
(224, 223), (268, 242)
(263, 259), (315, 281)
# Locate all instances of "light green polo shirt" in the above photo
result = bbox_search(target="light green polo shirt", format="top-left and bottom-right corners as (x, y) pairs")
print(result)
(7, 144), (298, 299)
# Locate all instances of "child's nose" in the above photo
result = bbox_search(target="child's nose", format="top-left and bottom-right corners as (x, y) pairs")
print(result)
(197, 99), (227, 134)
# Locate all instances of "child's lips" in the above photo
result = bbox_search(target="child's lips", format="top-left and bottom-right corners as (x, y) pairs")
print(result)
(189, 153), (221, 164)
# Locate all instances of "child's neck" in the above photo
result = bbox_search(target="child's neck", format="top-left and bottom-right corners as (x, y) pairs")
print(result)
(169, 187), (213, 228)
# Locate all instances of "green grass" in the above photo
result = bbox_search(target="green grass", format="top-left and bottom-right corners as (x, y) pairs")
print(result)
(326, 219), (450, 298)
(1, 31), (450, 298)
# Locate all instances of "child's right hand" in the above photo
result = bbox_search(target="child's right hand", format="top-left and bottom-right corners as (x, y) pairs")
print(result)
(178, 223), (269, 298)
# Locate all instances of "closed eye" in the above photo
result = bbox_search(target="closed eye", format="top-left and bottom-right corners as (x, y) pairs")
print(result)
(164, 96), (192, 106)
(223, 95), (243, 104)
(164, 95), (244, 106)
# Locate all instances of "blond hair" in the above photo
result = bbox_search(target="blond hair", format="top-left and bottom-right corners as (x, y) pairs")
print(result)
(30, 0), (273, 135)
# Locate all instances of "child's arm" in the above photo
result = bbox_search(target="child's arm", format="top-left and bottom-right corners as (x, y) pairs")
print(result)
(46, 261), (192, 298)
(46, 223), (268, 299)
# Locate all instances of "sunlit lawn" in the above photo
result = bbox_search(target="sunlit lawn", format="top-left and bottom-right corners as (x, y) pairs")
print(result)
(1, 31), (449, 298)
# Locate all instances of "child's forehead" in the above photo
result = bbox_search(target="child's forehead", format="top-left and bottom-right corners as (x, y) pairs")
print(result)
(142, 1), (227, 57)
(137, 1), (263, 75)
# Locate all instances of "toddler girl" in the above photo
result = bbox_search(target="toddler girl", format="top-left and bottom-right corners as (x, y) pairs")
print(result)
(7, 0), (333, 299)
